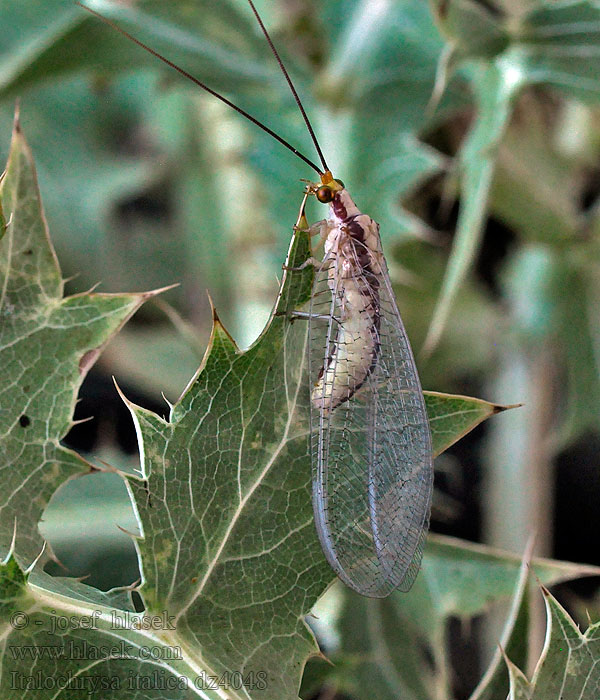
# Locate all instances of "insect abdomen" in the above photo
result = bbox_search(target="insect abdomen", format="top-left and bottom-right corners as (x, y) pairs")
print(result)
(311, 292), (380, 411)
(311, 213), (381, 411)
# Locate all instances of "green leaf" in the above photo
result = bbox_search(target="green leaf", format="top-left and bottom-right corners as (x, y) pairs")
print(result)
(333, 594), (431, 700)
(312, 1), (451, 236)
(506, 589), (600, 700)
(397, 535), (600, 649)
(0, 112), (151, 567)
(308, 536), (600, 700)
(470, 543), (532, 700)
(499, 244), (600, 444)
(0, 0), (81, 95)
(424, 59), (521, 354)
(556, 262), (600, 443)
(425, 0), (600, 352)
(0, 555), (28, 615)
(0, 562), (212, 700)
(0, 0), (274, 99)
(518, 0), (600, 103)
(490, 101), (580, 243)
(431, 0), (509, 59)
(507, 658), (533, 700)
(119, 230), (322, 700)
(425, 390), (520, 456)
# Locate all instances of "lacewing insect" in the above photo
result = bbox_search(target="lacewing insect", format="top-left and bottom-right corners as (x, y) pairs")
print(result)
(78, 0), (433, 597)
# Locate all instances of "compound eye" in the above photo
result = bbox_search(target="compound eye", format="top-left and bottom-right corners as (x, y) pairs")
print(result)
(334, 179), (345, 189)
(316, 185), (334, 203)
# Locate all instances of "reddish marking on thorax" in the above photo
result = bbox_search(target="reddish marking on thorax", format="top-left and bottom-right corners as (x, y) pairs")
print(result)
(331, 192), (368, 251)
(332, 192), (348, 220)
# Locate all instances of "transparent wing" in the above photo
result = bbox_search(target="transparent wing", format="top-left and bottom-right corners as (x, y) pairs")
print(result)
(308, 245), (433, 598)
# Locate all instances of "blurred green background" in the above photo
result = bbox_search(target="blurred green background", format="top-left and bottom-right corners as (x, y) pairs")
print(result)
(2, 0), (600, 697)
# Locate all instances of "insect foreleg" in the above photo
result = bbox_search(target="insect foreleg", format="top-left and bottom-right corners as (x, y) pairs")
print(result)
(281, 256), (324, 272)
(282, 224), (328, 270)
(307, 219), (330, 239)
(275, 310), (341, 325)
(294, 218), (326, 236)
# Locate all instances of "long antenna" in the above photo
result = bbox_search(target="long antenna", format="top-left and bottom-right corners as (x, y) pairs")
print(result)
(245, 0), (329, 174)
(76, 2), (325, 176)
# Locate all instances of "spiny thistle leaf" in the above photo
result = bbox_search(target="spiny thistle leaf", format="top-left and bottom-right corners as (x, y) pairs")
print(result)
(0, 111), (154, 568)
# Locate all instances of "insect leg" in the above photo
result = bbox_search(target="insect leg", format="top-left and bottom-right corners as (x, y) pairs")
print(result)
(275, 310), (341, 325)
(294, 218), (326, 234)
(282, 241), (332, 272)
(281, 256), (323, 272)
